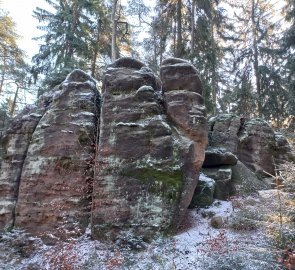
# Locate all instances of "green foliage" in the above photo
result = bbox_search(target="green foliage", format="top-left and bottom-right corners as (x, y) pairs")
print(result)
(0, 9), (31, 115)
(32, 0), (111, 88)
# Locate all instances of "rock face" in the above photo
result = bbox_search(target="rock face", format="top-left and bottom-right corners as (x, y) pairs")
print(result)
(209, 114), (277, 176)
(91, 58), (207, 240)
(203, 148), (238, 167)
(0, 58), (208, 241)
(189, 174), (215, 208)
(14, 71), (99, 236)
(238, 118), (276, 176)
(0, 107), (45, 230)
(274, 132), (295, 164)
(191, 114), (293, 208)
(208, 114), (241, 155)
(0, 70), (99, 236)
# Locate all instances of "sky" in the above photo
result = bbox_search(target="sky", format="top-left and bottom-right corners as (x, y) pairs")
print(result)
(2, 0), (43, 61)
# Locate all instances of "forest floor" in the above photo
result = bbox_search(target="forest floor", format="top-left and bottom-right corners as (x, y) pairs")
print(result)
(0, 187), (294, 270)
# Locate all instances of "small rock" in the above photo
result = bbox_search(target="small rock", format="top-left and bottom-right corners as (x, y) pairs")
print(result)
(210, 216), (224, 229)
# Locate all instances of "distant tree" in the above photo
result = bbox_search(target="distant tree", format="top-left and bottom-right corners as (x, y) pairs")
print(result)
(0, 9), (30, 115)
(283, 0), (295, 119)
(220, 0), (286, 122)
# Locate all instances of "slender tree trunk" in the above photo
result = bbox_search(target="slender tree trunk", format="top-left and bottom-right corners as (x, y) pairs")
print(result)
(67, 0), (79, 65)
(91, 18), (101, 77)
(210, 2), (218, 115)
(0, 53), (7, 95)
(111, 0), (118, 62)
(176, 0), (183, 58)
(10, 85), (19, 116)
(173, 18), (177, 56)
(191, 0), (195, 55)
(251, 0), (262, 117)
(0, 71), (5, 95)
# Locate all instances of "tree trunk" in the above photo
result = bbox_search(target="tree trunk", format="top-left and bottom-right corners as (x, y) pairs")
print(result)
(191, 0), (195, 55)
(91, 18), (101, 77)
(176, 0), (183, 58)
(0, 51), (7, 95)
(111, 0), (118, 62)
(251, 0), (262, 117)
(10, 85), (19, 116)
(210, 2), (218, 115)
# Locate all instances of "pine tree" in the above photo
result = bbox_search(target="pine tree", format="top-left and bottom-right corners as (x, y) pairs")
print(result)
(32, 0), (111, 88)
(220, 0), (286, 121)
(283, 0), (295, 120)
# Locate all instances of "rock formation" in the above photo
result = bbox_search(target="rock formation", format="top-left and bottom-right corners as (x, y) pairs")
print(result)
(0, 58), (208, 241)
(91, 57), (207, 240)
(1, 57), (293, 239)
(190, 113), (294, 208)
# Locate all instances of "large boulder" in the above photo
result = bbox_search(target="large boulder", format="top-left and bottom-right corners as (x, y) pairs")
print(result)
(0, 58), (208, 242)
(91, 58), (207, 240)
(238, 118), (276, 176)
(189, 174), (215, 208)
(274, 132), (295, 164)
(231, 161), (270, 194)
(202, 167), (234, 200)
(208, 114), (241, 155)
(14, 70), (100, 237)
(203, 148), (238, 167)
(160, 58), (203, 95)
(208, 114), (281, 176)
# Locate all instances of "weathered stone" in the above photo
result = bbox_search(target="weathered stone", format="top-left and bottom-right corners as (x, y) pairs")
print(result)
(91, 58), (207, 240)
(208, 114), (291, 177)
(274, 132), (295, 164)
(14, 70), (100, 237)
(211, 216), (223, 228)
(103, 64), (160, 94)
(231, 161), (270, 194)
(190, 174), (215, 208)
(208, 114), (241, 155)
(202, 167), (234, 200)
(160, 58), (202, 94)
(203, 148), (238, 167)
(0, 58), (208, 241)
(0, 106), (46, 230)
(238, 118), (276, 176)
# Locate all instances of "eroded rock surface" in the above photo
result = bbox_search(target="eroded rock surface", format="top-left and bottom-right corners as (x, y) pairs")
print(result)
(209, 114), (279, 176)
(91, 58), (207, 240)
(0, 107), (45, 229)
(14, 70), (99, 237)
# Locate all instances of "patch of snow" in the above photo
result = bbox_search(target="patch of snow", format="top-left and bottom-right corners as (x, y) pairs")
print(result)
(61, 130), (73, 133)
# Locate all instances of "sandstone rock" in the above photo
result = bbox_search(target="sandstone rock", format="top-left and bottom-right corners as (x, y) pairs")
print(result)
(14, 70), (100, 237)
(202, 167), (234, 200)
(190, 174), (215, 208)
(0, 106), (46, 230)
(238, 118), (276, 176)
(208, 114), (286, 177)
(0, 58), (208, 241)
(91, 58), (207, 240)
(208, 114), (241, 155)
(231, 161), (270, 194)
(203, 148), (238, 167)
(274, 132), (295, 164)
(160, 57), (202, 94)
(210, 216), (223, 229)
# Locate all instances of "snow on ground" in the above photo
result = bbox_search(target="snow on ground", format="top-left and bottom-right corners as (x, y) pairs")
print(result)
(0, 193), (293, 270)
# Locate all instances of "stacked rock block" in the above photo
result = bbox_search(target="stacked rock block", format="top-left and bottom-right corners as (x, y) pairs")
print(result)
(191, 114), (295, 208)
